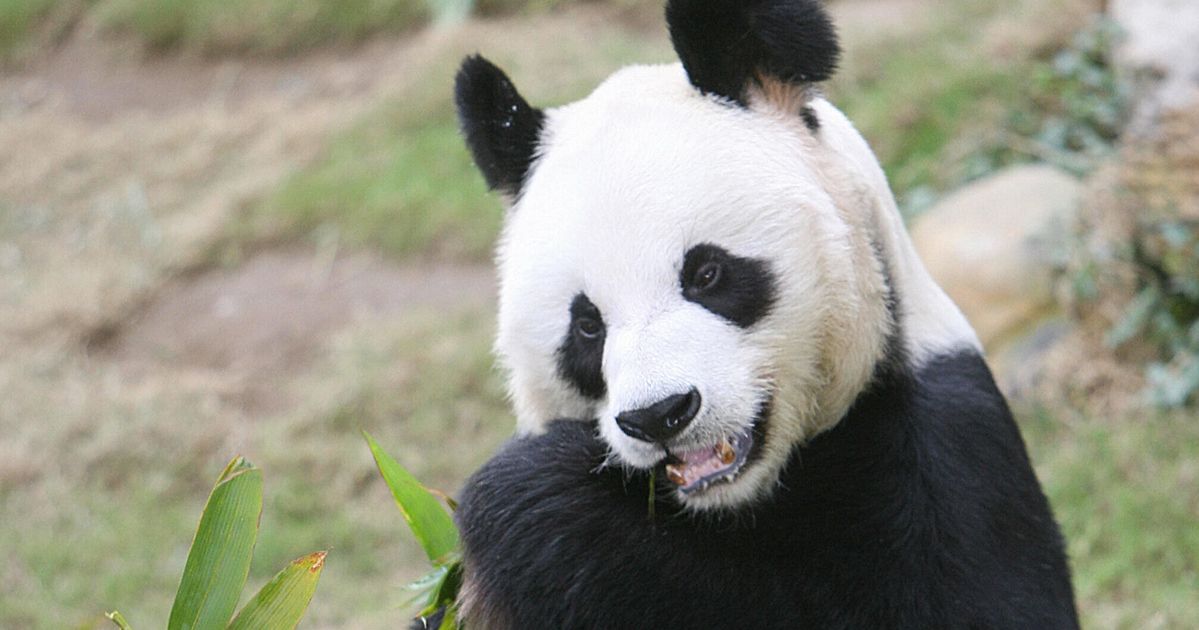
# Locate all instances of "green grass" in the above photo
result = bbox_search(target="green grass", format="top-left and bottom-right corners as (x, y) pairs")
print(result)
(832, 44), (1022, 210)
(94, 0), (430, 55)
(246, 103), (502, 262)
(0, 0), (87, 64)
(1020, 406), (1199, 628)
(829, 1), (1035, 215)
(242, 17), (673, 261)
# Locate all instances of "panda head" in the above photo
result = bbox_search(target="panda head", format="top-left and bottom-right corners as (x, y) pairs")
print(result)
(455, 0), (976, 511)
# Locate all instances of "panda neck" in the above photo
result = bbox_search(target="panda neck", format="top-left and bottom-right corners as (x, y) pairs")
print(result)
(869, 194), (981, 368)
(803, 97), (980, 384)
(763, 348), (1007, 538)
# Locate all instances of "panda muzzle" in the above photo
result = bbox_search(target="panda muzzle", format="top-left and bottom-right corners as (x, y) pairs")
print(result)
(664, 429), (754, 494)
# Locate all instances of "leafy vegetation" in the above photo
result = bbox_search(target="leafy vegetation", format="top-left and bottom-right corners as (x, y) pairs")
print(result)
(1102, 219), (1199, 407)
(367, 433), (464, 628)
(107, 457), (326, 630)
(1071, 180), (1199, 408)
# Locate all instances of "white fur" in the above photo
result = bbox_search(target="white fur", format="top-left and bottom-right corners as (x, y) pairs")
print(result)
(494, 63), (979, 510)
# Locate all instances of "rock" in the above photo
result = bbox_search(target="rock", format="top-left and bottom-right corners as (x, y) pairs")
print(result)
(910, 164), (1083, 347)
(1110, 0), (1199, 125)
(986, 317), (1073, 402)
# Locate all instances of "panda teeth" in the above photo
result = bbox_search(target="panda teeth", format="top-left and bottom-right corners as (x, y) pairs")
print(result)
(716, 439), (736, 465)
(665, 463), (687, 486)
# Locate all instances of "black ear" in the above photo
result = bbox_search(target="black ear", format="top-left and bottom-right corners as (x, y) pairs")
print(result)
(665, 0), (840, 106)
(454, 55), (546, 199)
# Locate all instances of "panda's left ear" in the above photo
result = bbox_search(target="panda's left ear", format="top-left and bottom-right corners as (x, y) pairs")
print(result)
(666, 0), (840, 112)
(455, 55), (546, 200)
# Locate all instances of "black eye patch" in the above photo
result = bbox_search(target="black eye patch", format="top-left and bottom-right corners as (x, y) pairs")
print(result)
(556, 293), (607, 400)
(680, 244), (777, 328)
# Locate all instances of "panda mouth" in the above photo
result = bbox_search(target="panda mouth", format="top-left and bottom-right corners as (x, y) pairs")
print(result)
(661, 398), (770, 495)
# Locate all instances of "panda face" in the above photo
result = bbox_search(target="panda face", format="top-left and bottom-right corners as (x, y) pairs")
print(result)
(491, 65), (876, 509)
(455, 0), (980, 511)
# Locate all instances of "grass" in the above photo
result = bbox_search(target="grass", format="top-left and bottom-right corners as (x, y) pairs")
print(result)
(244, 96), (502, 262)
(1020, 406), (1199, 628)
(241, 13), (674, 261)
(830, 0), (1100, 215)
(829, 4), (1013, 213)
(94, 0), (430, 56)
(3, 0), (650, 62)
(0, 0), (86, 64)
(0, 309), (511, 629)
(831, 38), (1023, 212)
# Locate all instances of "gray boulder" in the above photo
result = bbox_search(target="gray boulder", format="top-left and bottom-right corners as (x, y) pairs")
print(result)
(910, 164), (1083, 348)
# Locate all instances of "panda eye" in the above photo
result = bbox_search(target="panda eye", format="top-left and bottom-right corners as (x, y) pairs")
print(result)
(575, 316), (604, 340)
(680, 243), (777, 328)
(691, 261), (722, 293)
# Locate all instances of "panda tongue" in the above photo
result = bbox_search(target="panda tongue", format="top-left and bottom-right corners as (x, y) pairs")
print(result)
(666, 439), (736, 489)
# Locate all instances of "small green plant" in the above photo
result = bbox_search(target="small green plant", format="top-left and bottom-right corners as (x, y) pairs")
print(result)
(365, 432), (463, 629)
(364, 429), (663, 628)
(1004, 15), (1130, 173)
(107, 457), (327, 630)
(1105, 219), (1199, 407)
(956, 15), (1130, 198)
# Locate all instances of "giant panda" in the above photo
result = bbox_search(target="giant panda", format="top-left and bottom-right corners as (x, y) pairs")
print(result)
(432, 0), (1080, 627)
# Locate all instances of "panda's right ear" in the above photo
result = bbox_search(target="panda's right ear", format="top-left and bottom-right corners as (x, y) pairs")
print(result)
(454, 55), (546, 200)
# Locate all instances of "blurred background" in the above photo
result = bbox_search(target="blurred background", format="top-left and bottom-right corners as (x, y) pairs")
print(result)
(1, 0), (1196, 627)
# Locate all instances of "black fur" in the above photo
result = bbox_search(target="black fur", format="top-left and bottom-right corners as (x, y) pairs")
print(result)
(680, 243), (778, 328)
(665, 0), (840, 105)
(454, 55), (546, 198)
(556, 293), (607, 399)
(800, 105), (820, 131)
(456, 350), (1079, 628)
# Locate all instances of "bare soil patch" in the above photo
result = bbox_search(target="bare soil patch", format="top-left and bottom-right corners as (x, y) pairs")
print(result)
(93, 250), (494, 411)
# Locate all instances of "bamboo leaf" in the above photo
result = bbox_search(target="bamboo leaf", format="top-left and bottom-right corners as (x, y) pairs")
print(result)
(168, 457), (264, 630)
(227, 551), (327, 630)
(402, 564), (449, 609)
(437, 606), (460, 630)
(105, 610), (133, 630)
(363, 431), (459, 565)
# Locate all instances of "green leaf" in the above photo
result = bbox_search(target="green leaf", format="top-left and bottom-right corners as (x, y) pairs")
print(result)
(105, 610), (133, 630)
(1106, 287), (1158, 348)
(227, 551), (327, 630)
(402, 564), (450, 609)
(432, 560), (462, 607)
(364, 431), (459, 565)
(437, 606), (460, 630)
(168, 457), (264, 630)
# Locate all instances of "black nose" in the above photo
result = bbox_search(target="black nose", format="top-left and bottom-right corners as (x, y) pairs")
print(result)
(615, 388), (701, 443)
